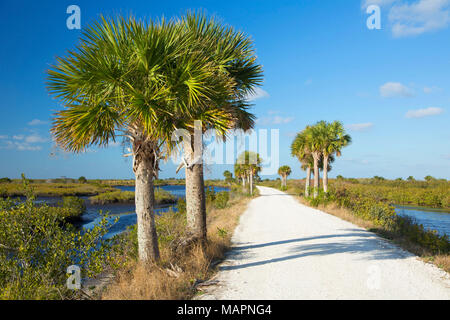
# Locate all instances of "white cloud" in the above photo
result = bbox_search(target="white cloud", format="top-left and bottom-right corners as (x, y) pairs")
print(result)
(346, 123), (374, 131)
(405, 107), (444, 118)
(28, 119), (47, 126)
(24, 134), (47, 144)
(380, 82), (414, 98)
(246, 87), (270, 101)
(389, 0), (450, 37)
(0, 132), (47, 151)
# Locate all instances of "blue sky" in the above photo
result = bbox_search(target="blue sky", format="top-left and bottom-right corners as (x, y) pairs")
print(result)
(0, 0), (449, 180)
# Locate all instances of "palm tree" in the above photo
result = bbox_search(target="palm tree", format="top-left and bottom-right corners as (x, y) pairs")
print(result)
(317, 121), (351, 193)
(301, 125), (323, 198)
(234, 164), (247, 191)
(278, 166), (292, 189)
(236, 151), (262, 195)
(47, 16), (225, 262)
(291, 130), (312, 197)
(175, 13), (263, 242)
(223, 170), (233, 185)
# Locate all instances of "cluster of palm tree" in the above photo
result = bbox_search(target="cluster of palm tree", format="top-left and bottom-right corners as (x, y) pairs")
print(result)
(277, 166), (291, 189)
(234, 151), (262, 195)
(291, 121), (351, 198)
(46, 13), (263, 263)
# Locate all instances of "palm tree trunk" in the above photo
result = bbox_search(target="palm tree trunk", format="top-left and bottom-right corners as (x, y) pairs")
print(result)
(242, 175), (246, 192)
(184, 135), (207, 241)
(323, 154), (329, 193)
(312, 152), (320, 198)
(133, 141), (160, 263)
(305, 167), (311, 197)
(250, 172), (254, 195)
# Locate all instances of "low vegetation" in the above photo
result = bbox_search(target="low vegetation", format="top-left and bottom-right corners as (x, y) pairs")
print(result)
(0, 180), (125, 299)
(89, 189), (177, 206)
(0, 181), (116, 197)
(101, 187), (251, 300)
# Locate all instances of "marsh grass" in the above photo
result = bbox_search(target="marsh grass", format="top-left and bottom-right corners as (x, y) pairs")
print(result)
(89, 188), (176, 205)
(0, 182), (116, 197)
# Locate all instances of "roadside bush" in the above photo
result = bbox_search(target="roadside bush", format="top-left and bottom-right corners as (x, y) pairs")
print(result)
(326, 186), (450, 254)
(214, 191), (230, 209)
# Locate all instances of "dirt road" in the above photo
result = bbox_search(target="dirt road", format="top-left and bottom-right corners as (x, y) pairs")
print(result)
(200, 186), (450, 300)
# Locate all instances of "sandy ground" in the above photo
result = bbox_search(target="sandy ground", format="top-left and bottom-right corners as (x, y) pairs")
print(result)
(200, 186), (450, 300)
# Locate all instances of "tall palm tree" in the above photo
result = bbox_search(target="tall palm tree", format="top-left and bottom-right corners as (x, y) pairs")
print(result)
(236, 151), (262, 195)
(278, 166), (292, 189)
(175, 13), (263, 242)
(234, 164), (247, 191)
(46, 16), (226, 262)
(291, 130), (312, 197)
(318, 121), (351, 193)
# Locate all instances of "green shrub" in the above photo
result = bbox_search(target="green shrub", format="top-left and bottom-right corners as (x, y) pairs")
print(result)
(214, 191), (230, 209)
(78, 176), (87, 184)
(176, 198), (186, 214)
(0, 178), (12, 184)
(0, 186), (122, 299)
(60, 196), (86, 219)
(206, 186), (216, 203)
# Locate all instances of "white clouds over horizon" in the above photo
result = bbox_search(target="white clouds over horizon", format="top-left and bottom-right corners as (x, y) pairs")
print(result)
(405, 107), (444, 118)
(380, 82), (414, 97)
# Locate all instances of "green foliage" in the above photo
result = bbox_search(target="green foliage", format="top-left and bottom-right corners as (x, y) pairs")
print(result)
(223, 171), (233, 184)
(214, 191), (230, 209)
(0, 182), (123, 299)
(60, 196), (86, 219)
(206, 187), (216, 203)
(217, 227), (228, 239)
(176, 198), (186, 214)
(0, 178), (12, 184)
(325, 184), (450, 254)
(78, 176), (87, 184)
(89, 189), (176, 205)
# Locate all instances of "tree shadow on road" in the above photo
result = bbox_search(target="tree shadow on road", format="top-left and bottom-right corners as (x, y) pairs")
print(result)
(220, 230), (411, 271)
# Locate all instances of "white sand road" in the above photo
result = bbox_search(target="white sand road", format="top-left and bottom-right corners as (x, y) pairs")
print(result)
(199, 186), (450, 300)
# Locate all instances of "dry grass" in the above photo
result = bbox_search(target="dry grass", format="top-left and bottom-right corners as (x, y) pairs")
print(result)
(297, 197), (450, 274)
(101, 195), (250, 300)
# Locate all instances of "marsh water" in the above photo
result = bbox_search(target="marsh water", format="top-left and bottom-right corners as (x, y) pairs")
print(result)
(395, 206), (450, 237)
(36, 185), (229, 238)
